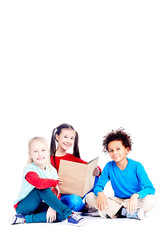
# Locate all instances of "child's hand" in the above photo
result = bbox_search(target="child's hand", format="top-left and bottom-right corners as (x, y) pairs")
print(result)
(93, 167), (100, 176)
(127, 193), (139, 215)
(58, 177), (63, 184)
(96, 192), (108, 211)
(46, 207), (57, 223)
(54, 185), (60, 197)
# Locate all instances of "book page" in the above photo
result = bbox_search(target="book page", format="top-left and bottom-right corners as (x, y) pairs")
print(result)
(83, 157), (99, 196)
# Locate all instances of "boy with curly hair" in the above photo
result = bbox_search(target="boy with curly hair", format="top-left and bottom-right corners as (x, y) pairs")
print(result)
(86, 128), (156, 220)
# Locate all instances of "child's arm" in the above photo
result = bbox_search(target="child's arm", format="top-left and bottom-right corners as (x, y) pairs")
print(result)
(69, 154), (88, 164)
(127, 163), (155, 214)
(127, 193), (139, 214)
(25, 171), (59, 189)
(94, 164), (110, 210)
(136, 163), (155, 198)
(96, 192), (108, 211)
(93, 163), (110, 196)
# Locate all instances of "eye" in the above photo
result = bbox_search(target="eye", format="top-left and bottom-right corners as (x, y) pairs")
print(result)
(108, 149), (113, 153)
(117, 148), (120, 151)
(34, 150), (37, 153)
(42, 149), (45, 152)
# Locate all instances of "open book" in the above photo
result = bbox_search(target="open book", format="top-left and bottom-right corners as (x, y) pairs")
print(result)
(58, 157), (99, 197)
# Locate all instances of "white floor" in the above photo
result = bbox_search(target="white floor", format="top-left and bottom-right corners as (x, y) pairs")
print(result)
(4, 205), (160, 240)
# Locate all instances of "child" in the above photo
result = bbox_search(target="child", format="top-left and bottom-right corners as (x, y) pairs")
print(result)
(86, 128), (156, 220)
(50, 123), (101, 214)
(10, 137), (86, 226)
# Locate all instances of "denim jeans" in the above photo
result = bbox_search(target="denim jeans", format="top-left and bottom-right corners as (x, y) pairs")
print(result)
(16, 188), (73, 223)
(61, 176), (99, 212)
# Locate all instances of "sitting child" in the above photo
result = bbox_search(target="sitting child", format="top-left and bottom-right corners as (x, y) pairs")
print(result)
(86, 128), (156, 220)
(10, 136), (86, 226)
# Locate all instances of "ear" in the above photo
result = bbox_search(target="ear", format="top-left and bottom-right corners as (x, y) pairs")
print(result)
(126, 147), (130, 155)
(55, 134), (59, 142)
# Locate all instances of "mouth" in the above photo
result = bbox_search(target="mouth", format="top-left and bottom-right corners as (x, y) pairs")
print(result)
(63, 143), (71, 148)
(113, 156), (119, 160)
(37, 157), (45, 161)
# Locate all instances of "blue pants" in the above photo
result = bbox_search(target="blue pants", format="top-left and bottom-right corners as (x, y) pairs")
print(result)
(61, 176), (99, 212)
(16, 188), (73, 223)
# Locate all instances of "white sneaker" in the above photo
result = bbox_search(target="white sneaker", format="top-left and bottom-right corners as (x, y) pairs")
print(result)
(9, 214), (26, 225)
(121, 208), (144, 220)
(68, 212), (87, 226)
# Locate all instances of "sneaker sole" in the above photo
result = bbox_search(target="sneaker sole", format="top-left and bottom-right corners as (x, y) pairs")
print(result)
(68, 218), (87, 227)
(9, 215), (16, 225)
(82, 212), (100, 217)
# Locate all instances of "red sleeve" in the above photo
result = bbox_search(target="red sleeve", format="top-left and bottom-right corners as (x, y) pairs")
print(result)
(25, 171), (59, 189)
(97, 166), (102, 175)
(68, 154), (88, 164)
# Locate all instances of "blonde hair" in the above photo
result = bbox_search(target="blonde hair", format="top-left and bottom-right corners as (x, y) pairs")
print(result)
(27, 136), (52, 170)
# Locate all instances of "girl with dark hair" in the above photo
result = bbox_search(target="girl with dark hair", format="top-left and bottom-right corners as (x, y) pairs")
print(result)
(50, 123), (101, 214)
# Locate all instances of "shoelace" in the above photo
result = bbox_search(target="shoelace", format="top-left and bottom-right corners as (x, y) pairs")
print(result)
(15, 216), (25, 224)
(71, 214), (82, 221)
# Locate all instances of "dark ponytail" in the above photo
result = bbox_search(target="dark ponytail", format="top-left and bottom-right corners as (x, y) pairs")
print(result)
(50, 123), (81, 158)
(50, 128), (57, 156)
(73, 131), (81, 158)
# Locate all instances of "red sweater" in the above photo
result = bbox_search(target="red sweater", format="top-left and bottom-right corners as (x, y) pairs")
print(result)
(25, 172), (59, 189)
(50, 153), (101, 173)
(14, 172), (60, 209)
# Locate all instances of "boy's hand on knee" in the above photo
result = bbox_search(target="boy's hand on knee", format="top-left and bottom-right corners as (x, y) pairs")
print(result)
(96, 192), (108, 211)
(127, 193), (139, 215)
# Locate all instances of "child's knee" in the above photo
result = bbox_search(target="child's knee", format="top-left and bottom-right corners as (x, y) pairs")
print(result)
(146, 195), (157, 209)
(61, 194), (85, 211)
(140, 195), (157, 213)
(70, 195), (85, 211)
(85, 192), (97, 208)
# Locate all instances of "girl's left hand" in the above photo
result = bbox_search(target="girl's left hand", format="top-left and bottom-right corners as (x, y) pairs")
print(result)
(127, 193), (139, 215)
(46, 207), (57, 223)
(58, 177), (63, 184)
(93, 167), (100, 176)
(55, 185), (60, 197)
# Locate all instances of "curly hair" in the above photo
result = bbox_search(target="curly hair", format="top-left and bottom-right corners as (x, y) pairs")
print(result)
(103, 128), (133, 153)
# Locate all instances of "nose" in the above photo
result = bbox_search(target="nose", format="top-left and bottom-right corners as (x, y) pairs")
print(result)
(113, 149), (117, 155)
(38, 151), (42, 156)
(66, 138), (71, 144)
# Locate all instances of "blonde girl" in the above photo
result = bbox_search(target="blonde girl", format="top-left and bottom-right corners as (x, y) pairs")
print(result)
(10, 137), (86, 226)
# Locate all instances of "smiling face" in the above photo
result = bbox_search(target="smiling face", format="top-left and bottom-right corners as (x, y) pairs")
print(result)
(29, 140), (49, 169)
(108, 140), (130, 166)
(56, 129), (76, 153)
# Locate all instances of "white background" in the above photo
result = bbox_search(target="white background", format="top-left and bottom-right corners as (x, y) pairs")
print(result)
(0, 0), (161, 239)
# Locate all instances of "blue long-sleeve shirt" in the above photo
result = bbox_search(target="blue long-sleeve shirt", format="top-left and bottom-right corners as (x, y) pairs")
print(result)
(94, 158), (155, 199)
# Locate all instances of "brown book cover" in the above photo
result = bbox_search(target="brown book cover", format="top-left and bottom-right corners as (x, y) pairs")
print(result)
(58, 157), (99, 197)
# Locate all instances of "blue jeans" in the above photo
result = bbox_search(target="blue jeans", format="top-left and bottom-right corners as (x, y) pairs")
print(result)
(16, 188), (73, 223)
(61, 176), (99, 211)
